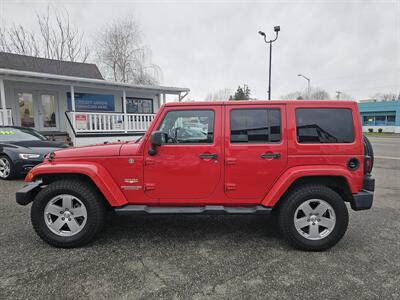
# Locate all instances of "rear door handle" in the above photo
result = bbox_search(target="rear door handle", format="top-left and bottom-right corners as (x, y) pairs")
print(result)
(199, 153), (218, 159)
(261, 153), (281, 159)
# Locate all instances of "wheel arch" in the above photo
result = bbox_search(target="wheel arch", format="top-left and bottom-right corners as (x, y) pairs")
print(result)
(28, 162), (128, 207)
(262, 166), (355, 207)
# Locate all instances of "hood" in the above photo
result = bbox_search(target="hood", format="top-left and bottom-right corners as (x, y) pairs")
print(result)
(0, 140), (67, 155)
(53, 142), (124, 159)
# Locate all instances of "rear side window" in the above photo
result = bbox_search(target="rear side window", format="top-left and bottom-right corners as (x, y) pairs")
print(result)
(296, 108), (354, 143)
(230, 109), (281, 143)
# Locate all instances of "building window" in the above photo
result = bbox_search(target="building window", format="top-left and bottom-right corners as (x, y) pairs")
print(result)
(296, 108), (354, 143)
(126, 97), (153, 114)
(375, 116), (386, 126)
(387, 115), (396, 125)
(230, 109), (281, 143)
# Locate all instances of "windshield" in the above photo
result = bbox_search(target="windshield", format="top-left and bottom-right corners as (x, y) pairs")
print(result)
(0, 127), (47, 142)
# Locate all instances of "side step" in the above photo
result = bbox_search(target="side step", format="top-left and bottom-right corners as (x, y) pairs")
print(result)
(114, 205), (272, 215)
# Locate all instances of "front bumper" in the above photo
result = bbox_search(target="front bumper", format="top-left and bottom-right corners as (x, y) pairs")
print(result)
(16, 181), (42, 206)
(350, 175), (375, 211)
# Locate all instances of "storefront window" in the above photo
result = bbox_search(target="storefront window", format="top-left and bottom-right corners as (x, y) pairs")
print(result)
(387, 115), (396, 125)
(375, 116), (386, 126)
(125, 98), (153, 114)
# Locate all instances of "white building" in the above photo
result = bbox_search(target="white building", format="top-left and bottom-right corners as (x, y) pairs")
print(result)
(0, 52), (189, 146)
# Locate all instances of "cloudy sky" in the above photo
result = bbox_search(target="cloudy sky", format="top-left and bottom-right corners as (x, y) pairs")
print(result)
(1, 0), (399, 101)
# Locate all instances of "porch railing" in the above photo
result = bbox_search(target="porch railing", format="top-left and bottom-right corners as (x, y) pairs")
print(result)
(67, 111), (156, 134)
(0, 109), (12, 126)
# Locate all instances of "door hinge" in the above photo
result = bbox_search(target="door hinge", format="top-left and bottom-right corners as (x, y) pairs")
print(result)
(225, 157), (237, 166)
(225, 183), (237, 192)
(145, 158), (155, 166)
(144, 183), (156, 191)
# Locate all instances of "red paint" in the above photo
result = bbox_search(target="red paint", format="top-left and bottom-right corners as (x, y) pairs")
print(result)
(26, 100), (365, 208)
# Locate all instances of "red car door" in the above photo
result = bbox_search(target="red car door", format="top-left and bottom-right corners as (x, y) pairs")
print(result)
(143, 105), (223, 203)
(224, 104), (287, 201)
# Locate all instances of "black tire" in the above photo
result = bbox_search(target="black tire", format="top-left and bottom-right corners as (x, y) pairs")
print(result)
(31, 179), (106, 248)
(363, 135), (374, 172)
(0, 154), (16, 180)
(278, 184), (349, 251)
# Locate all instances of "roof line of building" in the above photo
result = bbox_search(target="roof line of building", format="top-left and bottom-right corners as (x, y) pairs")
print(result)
(0, 68), (190, 94)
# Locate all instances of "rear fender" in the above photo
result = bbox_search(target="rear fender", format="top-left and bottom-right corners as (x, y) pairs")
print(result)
(262, 165), (359, 207)
(27, 162), (128, 207)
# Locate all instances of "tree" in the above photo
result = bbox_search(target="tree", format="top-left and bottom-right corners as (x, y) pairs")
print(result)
(0, 7), (90, 62)
(281, 87), (331, 100)
(230, 85), (251, 100)
(205, 88), (232, 101)
(95, 17), (161, 85)
(372, 93), (398, 101)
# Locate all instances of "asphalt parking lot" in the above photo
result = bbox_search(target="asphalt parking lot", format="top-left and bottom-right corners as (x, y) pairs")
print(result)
(1, 137), (399, 299)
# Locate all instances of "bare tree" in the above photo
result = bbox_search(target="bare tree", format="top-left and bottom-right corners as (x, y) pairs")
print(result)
(95, 17), (161, 85)
(281, 87), (331, 100)
(0, 6), (90, 62)
(371, 92), (398, 101)
(205, 88), (232, 101)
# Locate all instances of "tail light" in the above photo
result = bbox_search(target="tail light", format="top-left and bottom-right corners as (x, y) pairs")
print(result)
(364, 156), (372, 174)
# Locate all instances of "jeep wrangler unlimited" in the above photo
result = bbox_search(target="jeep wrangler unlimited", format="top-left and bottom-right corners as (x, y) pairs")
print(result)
(16, 100), (375, 251)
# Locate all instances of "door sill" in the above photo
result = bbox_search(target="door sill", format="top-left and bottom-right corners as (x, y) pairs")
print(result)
(114, 205), (272, 215)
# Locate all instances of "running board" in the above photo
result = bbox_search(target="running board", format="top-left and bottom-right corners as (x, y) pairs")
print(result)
(114, 205), (272, 215)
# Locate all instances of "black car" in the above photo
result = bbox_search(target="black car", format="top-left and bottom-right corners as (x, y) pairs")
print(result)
(0, 127), (67, 180)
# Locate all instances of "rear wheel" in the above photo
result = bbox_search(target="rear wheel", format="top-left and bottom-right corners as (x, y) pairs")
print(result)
(0, 155), (16, 180)
(278, 185), (348, 251)
(31, 179), (106, 248)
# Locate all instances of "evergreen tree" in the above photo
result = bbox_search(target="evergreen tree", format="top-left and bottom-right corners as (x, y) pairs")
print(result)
(231, 84), (251, 100)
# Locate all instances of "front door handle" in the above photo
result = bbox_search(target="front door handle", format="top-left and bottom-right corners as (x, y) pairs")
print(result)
(261, 153), (281, 159)
(199, 153), (218, 159)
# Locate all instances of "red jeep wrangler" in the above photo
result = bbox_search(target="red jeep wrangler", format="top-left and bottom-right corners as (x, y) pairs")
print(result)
(16, 100), (375, 251)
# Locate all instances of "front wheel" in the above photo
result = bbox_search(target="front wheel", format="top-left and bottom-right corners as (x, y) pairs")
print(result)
(278, 185), (349, 251)
(0, 155), (16, 180)
(31, 179), (106, 248)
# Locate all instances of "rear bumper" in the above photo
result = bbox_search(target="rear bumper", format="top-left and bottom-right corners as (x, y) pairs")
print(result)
(350, 175), (375, 211)
(16, 181), (42, 206)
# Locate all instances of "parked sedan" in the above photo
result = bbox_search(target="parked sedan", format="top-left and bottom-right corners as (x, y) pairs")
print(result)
(0, 127), (67, 180)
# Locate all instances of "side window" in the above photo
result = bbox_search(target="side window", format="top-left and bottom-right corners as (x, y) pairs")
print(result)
(296, 108), (354, 143)
(230, 109), (281, 143)
(158, 110), (214, 144)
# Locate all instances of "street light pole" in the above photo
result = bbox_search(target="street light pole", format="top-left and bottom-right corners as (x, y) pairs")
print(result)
(259, 26), (280, 100)
(297, 74), (311, 98)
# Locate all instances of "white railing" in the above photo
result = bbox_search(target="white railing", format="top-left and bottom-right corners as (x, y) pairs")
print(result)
(68, 111), (155, 134)
(0, 109), (12, 126)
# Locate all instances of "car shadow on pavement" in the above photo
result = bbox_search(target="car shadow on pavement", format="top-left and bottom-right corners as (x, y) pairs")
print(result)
(98, 212), (284, 247)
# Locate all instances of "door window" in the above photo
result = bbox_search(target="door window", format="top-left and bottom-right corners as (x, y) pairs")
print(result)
(230, 109), (281, 143)
(41, 94), (57, 128)
(158, 110), (214, 144)
(18, 92), (35, 128)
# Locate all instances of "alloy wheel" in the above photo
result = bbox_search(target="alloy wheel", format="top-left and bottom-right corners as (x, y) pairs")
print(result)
(0, 158), (11, 179)
(44, 194), (88, 237)
(293, 199), (336, 240)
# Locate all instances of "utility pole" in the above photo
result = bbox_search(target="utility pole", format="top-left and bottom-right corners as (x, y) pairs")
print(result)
(258, 26), (280, 100)
(336, 90), (342, 100)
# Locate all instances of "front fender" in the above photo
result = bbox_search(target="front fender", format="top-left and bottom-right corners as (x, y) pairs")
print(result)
(261, 165), (361, 207)
(27, 162), (128, 207)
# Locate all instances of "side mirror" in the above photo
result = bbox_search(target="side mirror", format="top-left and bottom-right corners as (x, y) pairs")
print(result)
(148, 131), (167, 155)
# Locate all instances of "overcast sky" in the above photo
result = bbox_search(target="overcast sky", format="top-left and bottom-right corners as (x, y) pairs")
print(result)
(1, 0), (399, 101)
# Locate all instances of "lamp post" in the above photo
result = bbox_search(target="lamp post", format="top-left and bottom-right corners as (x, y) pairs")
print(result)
(297, 74), (311, 98)
(258, 26), (280, 100)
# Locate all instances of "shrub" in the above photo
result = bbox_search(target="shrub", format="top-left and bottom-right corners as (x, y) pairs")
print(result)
(368, 128), (373, 133)
(378, 128), (383, 133)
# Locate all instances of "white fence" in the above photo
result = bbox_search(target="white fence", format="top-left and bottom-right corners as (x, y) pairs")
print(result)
(0, 109), (12, 126)
(68, 111), (156, 134)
